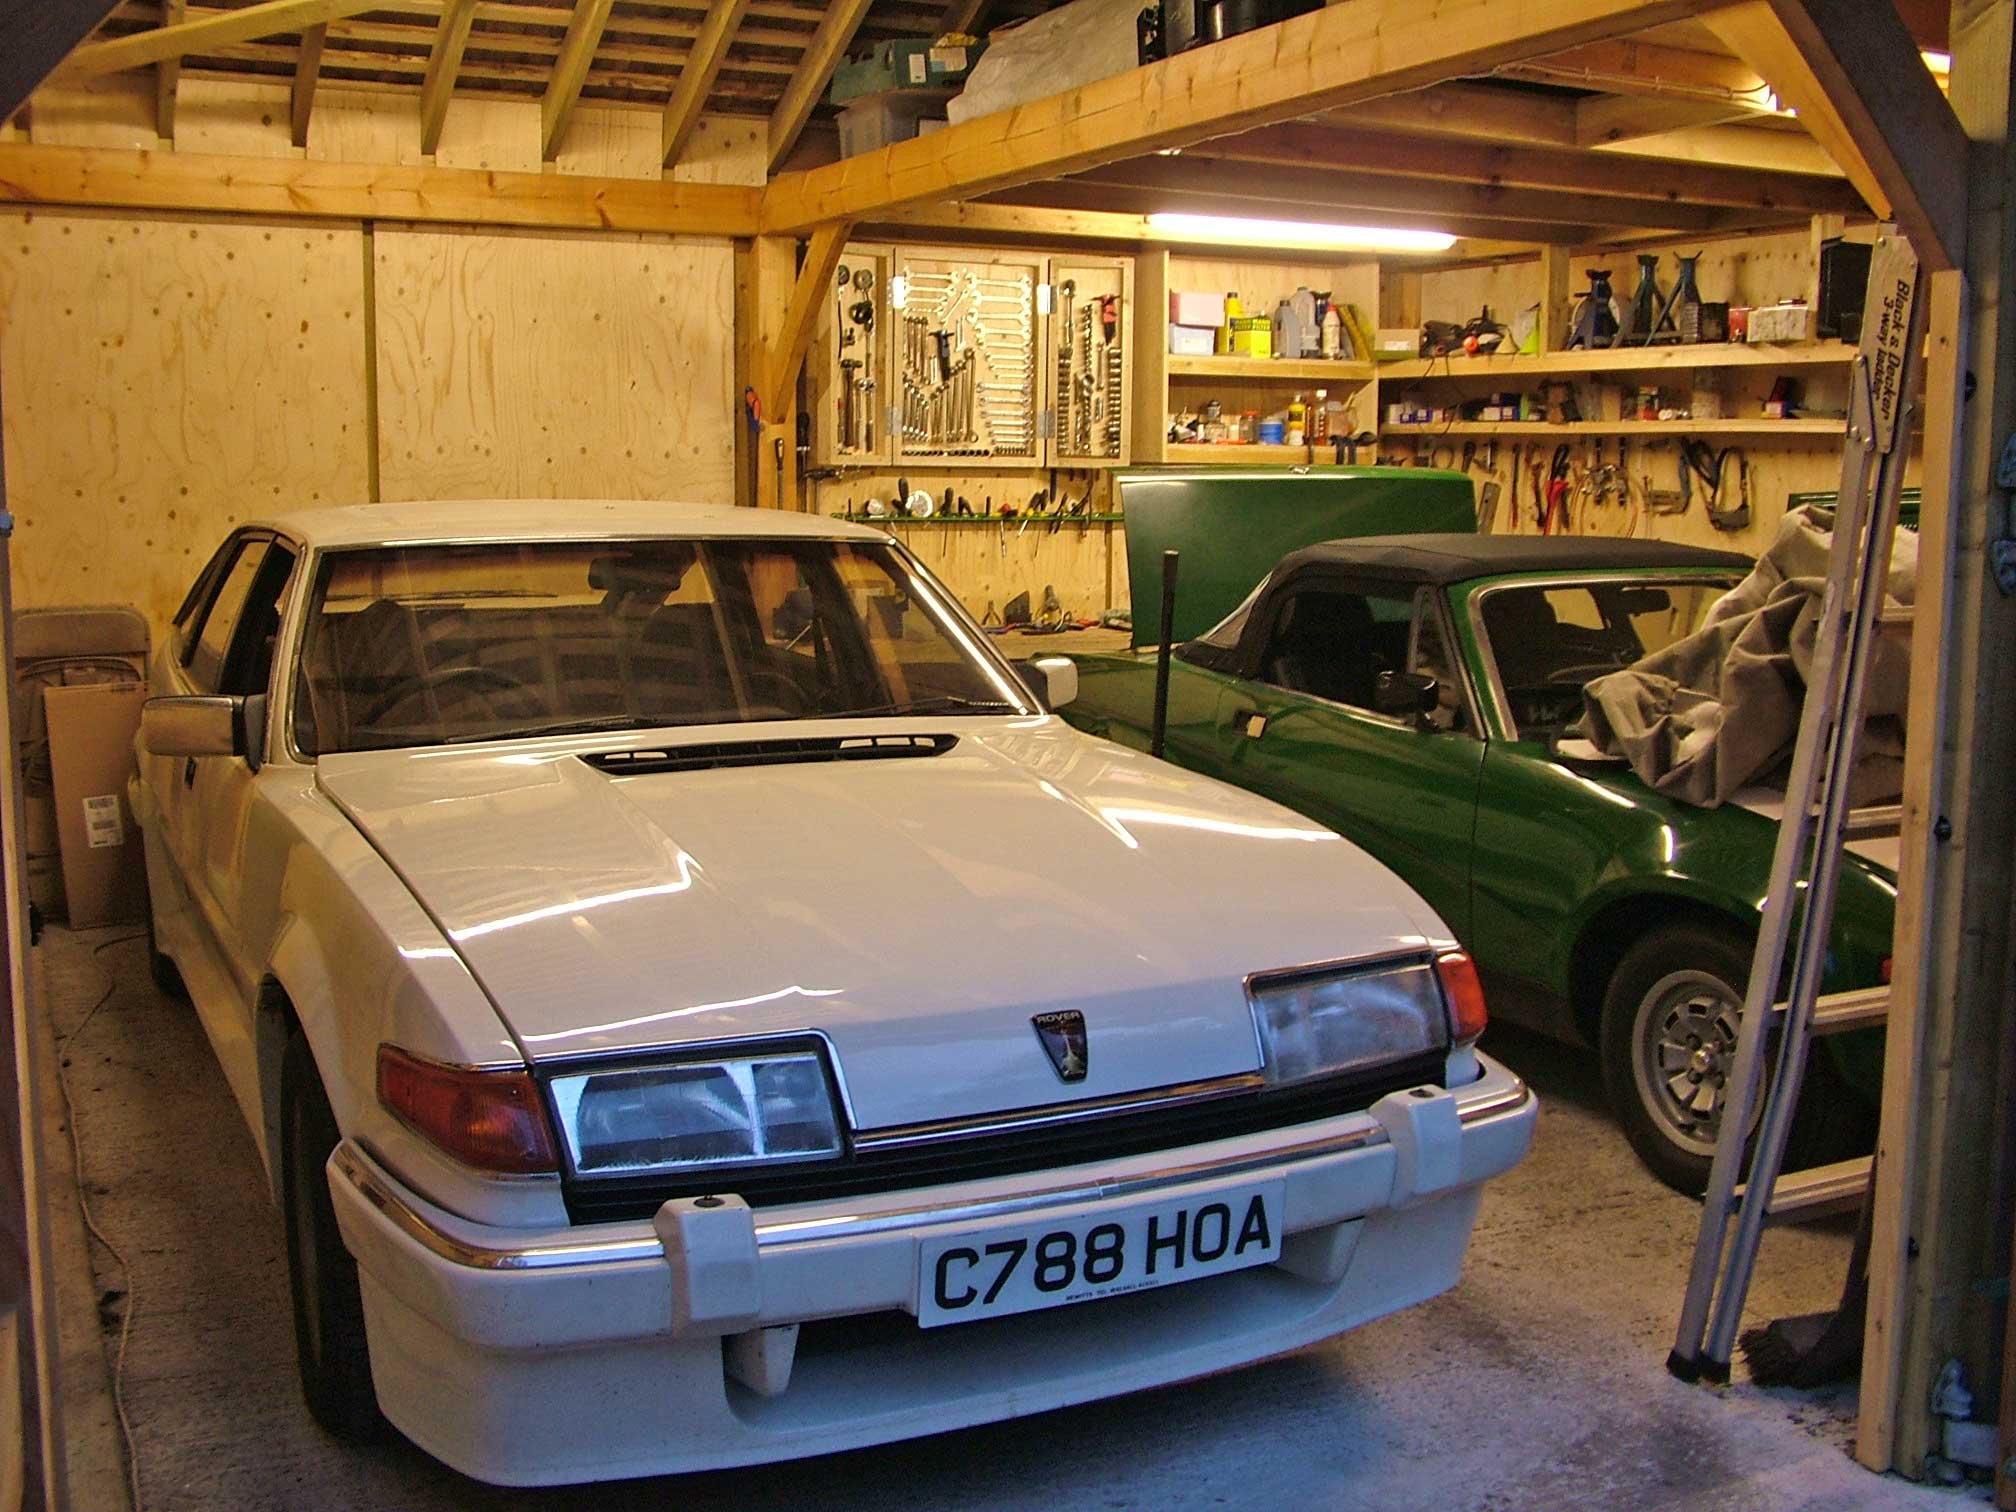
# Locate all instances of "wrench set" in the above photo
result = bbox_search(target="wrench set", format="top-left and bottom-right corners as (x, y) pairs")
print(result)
(814, 247), (1128, 468)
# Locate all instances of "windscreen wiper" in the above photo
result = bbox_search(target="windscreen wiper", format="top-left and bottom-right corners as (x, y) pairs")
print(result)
(822, 695), (1020, 718)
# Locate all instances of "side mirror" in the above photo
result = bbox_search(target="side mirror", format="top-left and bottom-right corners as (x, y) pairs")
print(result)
(1374, 669), (1439, 724)
(143, 694), (263, 766)
(1016, 656), (1079, 712)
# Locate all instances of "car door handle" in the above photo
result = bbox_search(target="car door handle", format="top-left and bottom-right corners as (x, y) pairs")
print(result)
(1232, 709), (1268, 739)
(182, 757), (197, 789)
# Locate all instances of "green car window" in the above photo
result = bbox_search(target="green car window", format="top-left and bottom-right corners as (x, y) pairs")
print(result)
(1257, 585), (1416, 712)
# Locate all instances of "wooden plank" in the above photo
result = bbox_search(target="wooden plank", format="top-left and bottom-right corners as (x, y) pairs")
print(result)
(748, 233), (796, 509)
(1539, 244), (1573, 353)
(155, 0), (187, 140)
(1574, 93), (1771, 146)
(1382, 339), (1851, 377)
(1590, 119), (1844, 176)
(1132, 245), (1169, 464)
(1513, 36), (1764, 93)
(1321, 81), (1582, 148)
(758, 0), (1708, 233)
(58, 0), (384, 78)
(1196, 121), (1865, 216)
(1712, 0), (1969, 270)
(419, 0), (478, 156)
(539, 0), (614, 162)
(0, 0), (122, 120)
(761, 220), (853, 422)
(290, 21), (325, 149)
(0, 142), (760, 234)
(660, 0), (750, 168)
(766, 0), (871, 173)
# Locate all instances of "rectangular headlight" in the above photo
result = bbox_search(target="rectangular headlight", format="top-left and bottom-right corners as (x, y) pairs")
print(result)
(548, 1050), (842, 1177)
(1249, 957), (1449, 1088)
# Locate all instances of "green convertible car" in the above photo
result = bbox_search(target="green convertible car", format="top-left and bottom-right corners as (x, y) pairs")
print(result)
(1060, 533), (1893, 1193)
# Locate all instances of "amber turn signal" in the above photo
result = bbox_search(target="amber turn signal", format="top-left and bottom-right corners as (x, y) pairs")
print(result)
(1435, 951), (1489, 1044)
(377, 1045), (559, 1175)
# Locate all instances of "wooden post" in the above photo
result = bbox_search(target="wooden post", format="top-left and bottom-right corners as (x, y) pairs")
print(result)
(1538, 245), (1573, 353)
(747, 234), (799, 510)
(1857, 0), (2016, 1475)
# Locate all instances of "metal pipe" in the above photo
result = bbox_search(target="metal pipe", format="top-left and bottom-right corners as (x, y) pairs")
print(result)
(1150, 549), (1178, 760)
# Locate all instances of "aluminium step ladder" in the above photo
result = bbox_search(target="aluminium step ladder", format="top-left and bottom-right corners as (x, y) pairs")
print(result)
(1669, 230), (1927, 1383)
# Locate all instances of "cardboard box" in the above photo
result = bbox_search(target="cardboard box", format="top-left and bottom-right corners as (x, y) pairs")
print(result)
(1169, 291), (1226, 327)
(1168, 323), (1217, 356)
(43, 681), (148, 928)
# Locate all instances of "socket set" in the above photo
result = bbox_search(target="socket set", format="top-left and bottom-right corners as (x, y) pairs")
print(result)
(1054, 272), (1126, 461)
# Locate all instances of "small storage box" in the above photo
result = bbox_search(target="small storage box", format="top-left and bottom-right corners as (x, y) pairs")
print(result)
(1228, 316), (1271, 359)
(1169, 291), (1226, 327)
(1747, 301), (1814, 344)
(1169, 324), (1217, 356)
(831, 39), (982, 103)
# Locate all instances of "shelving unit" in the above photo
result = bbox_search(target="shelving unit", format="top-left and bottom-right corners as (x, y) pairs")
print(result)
(1379, 342), (1855, 381)
(1165, 355), (1378, 381)
(1380, 418), (1847, 438)
(1163, 442), (1375, 464)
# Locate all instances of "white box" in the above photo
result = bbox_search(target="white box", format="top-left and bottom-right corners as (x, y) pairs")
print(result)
(1747, 302), (1814, 343)
(1169, 324), (1217, 356)
(1169, 291), (1226, 327)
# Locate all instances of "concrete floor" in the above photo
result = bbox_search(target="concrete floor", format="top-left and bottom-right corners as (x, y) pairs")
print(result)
(37, 922), (1987, 1512)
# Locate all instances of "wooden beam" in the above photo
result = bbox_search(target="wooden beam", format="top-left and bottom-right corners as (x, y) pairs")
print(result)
(660, 0), (750, 168)
(1708, 0), (1968, 269)
(290, 21), (325, 149)
(540, 0), (615, 162)
(758, 0), (1708, 233)
(1574, 93), (1767, 146)
(1538, 244), (1573, 352)
(1513, 35), (1765, 95)
(748, 233), (798, 510)
(154, 0), (186, 140)
(761, 221), (852, 422)
(1063, 155), (1750, 233)
(766, 0), (871, 174)
(419, 0), (478, 157)
(0, 142), (759, 234)
(1321, 81), (1582, 148)
(1589, 119), (1844, 175)
(939, 0), (992, 34)
(57, 0), (384, 78)
(2, 0), (121, 119)
(1197, 120), (1866, 216)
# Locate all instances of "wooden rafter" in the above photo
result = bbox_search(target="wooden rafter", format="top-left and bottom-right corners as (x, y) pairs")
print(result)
(1589, 120), (1844, 176)
(0, 141), (759, 234)
(1197, 121), (1865, 217)
(939, 0), (992, 34)
(1322, 83), (1580, 148)
(290, 21), (325, 148)
(760, 220), (853, 421)
(540, 0), (615, 162)
(766, 0), (872, 174)
(759, 0), (1709, 233)
(154, 0), (185, 140)
(1574, 93), (1770, 146)
(57, 0), (385, 78)
(419, 0), (478, 156)
(1708, 0), (1966, 268)
(1510, 36), (1766, 96)
(660, 0), (751, 169)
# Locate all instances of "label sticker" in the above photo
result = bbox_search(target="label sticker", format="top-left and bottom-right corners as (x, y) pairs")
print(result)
(906, 53), (926, 84)
(83, 794), (123, 850)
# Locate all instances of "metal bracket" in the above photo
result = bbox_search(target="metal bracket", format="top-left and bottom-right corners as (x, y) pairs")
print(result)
(1992, 432), (2016, 594)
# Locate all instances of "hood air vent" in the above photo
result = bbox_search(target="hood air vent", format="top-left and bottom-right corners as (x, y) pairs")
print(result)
(582, 733), (958, 776)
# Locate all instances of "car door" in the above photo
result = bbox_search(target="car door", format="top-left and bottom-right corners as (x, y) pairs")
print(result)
(1209, 577), (1486, 941)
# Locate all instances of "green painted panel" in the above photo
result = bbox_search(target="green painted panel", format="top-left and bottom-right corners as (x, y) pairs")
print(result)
(1115, 466), (1477, 642)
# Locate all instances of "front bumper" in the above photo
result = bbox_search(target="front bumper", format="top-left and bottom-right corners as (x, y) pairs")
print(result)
(330, 1053), (1535, 1486)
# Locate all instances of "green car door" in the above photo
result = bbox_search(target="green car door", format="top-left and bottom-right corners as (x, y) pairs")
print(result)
(1195, 574), (1488, 942)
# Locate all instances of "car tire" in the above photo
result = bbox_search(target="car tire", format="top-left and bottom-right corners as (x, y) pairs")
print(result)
(280, 1028), (382, 1441)
(143, 894), (186, 1001)
(1599, 923), (1874, 1197)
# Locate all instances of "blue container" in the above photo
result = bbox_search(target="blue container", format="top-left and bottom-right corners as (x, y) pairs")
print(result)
(1257, 419), (1286, 445)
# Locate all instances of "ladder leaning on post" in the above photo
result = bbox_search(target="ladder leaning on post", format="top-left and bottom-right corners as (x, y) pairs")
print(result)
(1669, 230), (1927, 1385)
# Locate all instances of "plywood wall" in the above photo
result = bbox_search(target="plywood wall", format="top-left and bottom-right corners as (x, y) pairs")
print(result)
(0, 208), (372, 626)
(372, 225), (736, 505)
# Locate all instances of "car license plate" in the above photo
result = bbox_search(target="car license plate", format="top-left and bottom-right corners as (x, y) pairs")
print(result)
(915, 1180), (1285, 1328)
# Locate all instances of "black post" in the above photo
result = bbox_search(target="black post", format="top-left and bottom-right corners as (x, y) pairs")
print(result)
(1150, 549), (1178, 759)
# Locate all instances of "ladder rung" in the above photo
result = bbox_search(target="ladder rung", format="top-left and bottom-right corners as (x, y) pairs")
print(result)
(1772, 985), (1889, 1035)
(1843, 803), (1902, 839)
(1878, 606), (1913, 633)
(1734, 1156), (1872, 1223)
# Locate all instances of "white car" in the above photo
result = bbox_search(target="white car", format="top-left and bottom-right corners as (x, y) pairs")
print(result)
(133, 500), (1535, 1487)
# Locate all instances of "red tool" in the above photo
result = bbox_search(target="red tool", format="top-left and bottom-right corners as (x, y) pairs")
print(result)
(1541, 443), (1572, 535)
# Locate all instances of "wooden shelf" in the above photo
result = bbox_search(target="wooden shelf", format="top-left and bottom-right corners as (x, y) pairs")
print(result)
(1379, 342), (1854, 381)
(1379, 418), (1847, 438)
(1165, 354), (1377, 382)
(1161, 443), (1369, 464)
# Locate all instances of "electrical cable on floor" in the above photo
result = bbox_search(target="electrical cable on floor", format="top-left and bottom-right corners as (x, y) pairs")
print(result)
(52, 929), (149, 1512)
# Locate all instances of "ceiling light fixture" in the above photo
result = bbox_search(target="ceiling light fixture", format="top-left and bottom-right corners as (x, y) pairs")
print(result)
(1146, 212), (1456, 253)
(1921, 49), (1951, 75)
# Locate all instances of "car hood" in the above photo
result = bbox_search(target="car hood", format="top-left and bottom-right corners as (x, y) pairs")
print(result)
(314, 719), (1446, 1130)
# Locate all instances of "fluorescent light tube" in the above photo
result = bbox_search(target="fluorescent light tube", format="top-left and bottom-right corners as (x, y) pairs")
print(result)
(1147, 213), (1456, 253)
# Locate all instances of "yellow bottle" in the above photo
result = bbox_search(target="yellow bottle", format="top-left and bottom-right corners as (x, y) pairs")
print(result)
(1286, 392), (1307, 447)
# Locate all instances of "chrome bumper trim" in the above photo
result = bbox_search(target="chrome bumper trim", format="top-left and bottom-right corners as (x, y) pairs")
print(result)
(331, 1074), (1531, 1274)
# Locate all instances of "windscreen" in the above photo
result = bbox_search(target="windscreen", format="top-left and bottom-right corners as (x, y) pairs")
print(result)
(291, 538), (1026, 754)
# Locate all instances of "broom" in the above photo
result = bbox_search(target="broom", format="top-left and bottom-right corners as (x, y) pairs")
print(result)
(1739, 1186), (1874, 1388)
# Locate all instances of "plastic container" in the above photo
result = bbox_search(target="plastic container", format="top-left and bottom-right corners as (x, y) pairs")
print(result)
(1257, 418), (1286, 445)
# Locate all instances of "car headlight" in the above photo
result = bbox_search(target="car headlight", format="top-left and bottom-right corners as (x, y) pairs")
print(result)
(548, 1049), (842, 1177)
(1248, 956), (1452, 1088)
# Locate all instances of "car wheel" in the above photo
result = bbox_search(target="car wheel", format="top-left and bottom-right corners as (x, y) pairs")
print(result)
(143, 891), (186, 1001)
(1600, 924), (1756, 1196)
(280, 1028), (382, 1440)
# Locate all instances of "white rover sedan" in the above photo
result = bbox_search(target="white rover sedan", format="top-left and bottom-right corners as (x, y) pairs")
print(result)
(133, 500), (1534, 1487)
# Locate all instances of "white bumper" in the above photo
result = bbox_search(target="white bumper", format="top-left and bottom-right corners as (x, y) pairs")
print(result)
(330, 1054), (1535, 1487)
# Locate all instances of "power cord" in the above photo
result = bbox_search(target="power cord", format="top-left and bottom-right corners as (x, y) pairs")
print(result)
(52, 929), (148, 1512)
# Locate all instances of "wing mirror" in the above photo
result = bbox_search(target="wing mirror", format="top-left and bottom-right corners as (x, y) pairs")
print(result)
(1374, 670), (1439, 726)
(142, 694), (265, 768)
(1016, 656), (1079, 712)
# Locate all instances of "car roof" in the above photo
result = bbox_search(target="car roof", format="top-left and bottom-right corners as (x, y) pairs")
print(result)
(247, 499), (892, 550)
(1271, 532), (1754, 587)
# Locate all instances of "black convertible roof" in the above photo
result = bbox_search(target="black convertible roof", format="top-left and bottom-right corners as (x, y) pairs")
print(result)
(1273, 533), (1753, 587)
